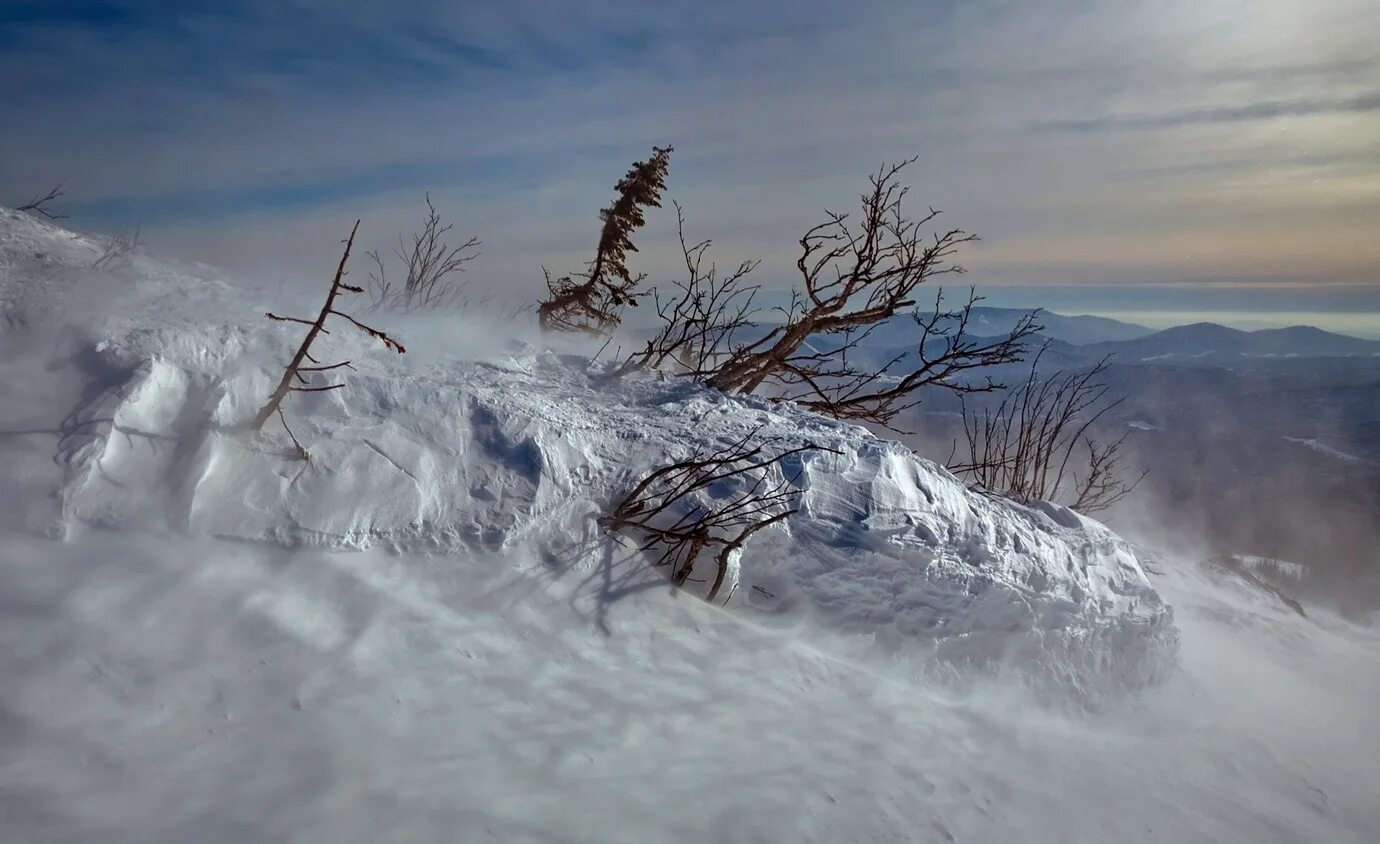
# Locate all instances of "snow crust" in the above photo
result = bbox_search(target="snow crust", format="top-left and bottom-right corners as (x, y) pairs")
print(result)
(0, 207), (1175, 692)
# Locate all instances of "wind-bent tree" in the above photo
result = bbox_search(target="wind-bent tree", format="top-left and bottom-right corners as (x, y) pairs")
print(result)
(253, 221), (405, 458)
(538, 146), (673, 334)
(703, 160), (1039, 429)
(614, 159), (1040, 432)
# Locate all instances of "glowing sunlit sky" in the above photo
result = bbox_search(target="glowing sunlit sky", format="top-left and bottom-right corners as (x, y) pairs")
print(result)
(3, 0), (1378, 334)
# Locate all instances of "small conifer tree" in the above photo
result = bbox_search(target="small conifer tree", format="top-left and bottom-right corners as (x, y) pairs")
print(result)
(538, 146), (672, 334)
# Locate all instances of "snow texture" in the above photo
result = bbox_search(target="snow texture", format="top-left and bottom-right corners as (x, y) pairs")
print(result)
(5, 208), (1380, 844)
(1, 208), (1175, 695)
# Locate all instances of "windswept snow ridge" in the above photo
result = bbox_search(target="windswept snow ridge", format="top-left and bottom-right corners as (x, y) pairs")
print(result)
(2, 208), (1176, 693)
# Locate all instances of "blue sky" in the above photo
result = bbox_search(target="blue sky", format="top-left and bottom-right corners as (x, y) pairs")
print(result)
(3, 0), (1379, 333)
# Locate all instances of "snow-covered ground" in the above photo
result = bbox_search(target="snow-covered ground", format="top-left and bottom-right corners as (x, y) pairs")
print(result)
(2, 208), (1378, 842)
(5, 529), (1377, 843)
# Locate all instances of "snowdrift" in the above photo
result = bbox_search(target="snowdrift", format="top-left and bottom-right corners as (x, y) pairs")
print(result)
(1, 208), (1177, 692)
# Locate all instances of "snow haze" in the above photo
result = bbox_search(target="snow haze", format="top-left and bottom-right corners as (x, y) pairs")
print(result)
(3, 1), (1378, 325)
(3, 2), (1379, 838)
(2, 209), (1378, 842)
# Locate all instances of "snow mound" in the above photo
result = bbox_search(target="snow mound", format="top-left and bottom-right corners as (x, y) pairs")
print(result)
(1, 209), (1178, 693)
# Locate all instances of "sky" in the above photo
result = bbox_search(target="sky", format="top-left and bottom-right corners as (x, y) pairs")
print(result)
(2, 0), (1379, 334)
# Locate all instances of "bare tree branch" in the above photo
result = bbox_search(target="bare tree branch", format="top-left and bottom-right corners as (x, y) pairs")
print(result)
(614, 202), (761, 378)
(672, 159), (1042, 430)
(366, 193), (481, 312)
(90, 223), (143, 270)
(776, 287), (1038, 431)
(16, 184), (67, 220)
(275, 406), (308, 460)
(602, 428), (835, 603)
(947, 346), (1146, 513)
(252, 221), (406, 454)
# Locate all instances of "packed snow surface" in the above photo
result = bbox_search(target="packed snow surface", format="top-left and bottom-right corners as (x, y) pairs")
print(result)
(3, 209), (1377, 843)
(1, 208), (1175, 692)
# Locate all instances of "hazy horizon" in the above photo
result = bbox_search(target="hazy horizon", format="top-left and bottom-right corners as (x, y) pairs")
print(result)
(3, 0), (1378, 335)
(1057, 310), (1380, 339)
(974, 290), (1380, 339)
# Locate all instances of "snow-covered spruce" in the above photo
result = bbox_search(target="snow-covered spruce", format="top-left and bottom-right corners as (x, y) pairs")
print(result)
(3, 207), (1178, 693)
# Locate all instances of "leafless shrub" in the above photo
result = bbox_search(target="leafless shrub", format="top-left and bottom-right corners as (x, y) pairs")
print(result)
(695, 159), (1040, 431)
(614, 202), (761, 378)
(90, 223), (143, 270)
(538, 146), (672, 334)
(366, 193), (481, 312)
(253, 221), (405, 458)
(16, 184), (68, 220)
(602, 428), (832, 603)
(947, 347), (1145, 513)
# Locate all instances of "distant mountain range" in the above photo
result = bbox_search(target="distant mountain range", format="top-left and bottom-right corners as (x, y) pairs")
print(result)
(641, 301), (1380, 607)
(812, 309), (1380, 382)
(930, 308), (1378, 358)
(1080, 322), (1380, 361)
(651, 305), (1379, 361)
(963, 307), (1154, 346)
(829, 306), (1154, 348)
(892, 309), (1380, 599)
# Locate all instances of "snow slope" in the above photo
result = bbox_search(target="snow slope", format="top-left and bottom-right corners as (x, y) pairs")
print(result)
(0, 207), (1174, 694)
(3, 209), (1377, 843)
(5, 529), (1376, 844)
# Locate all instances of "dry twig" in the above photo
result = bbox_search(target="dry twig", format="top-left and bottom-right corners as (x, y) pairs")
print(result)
(251, 221), (405, 455)
(366, 193), (480, 312)
(947, 346), (1145, 512)
(91, 224), (142, 270)
(614, 202), (761, 378)
(603, 428), (833, 602)
(17, 184), (67, 220)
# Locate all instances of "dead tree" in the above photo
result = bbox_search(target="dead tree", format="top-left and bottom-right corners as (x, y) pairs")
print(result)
(17, 184), (67, 220)
(947, 347), (1146, 513)
(699, 159), (1039, 431)
(776, 287), (1038, 430)
(366, 193), (480, 312)
(91, 223), (143, 270)
(602, 428), (831, 603)
(538, 145), (672, 334)
(613, 201), (761, 378)
(252, 221), (405, 457)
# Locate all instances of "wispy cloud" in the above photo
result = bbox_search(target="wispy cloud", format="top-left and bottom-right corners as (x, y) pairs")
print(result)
(1040, 91), (1380, 133)
(2, 0), (1377, 310)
